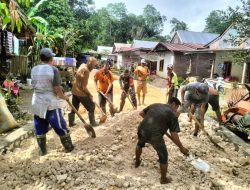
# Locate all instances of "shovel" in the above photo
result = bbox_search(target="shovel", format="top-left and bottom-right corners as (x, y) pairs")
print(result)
(166, 132), (210, 172)
(189, 112), (225, 151)
(123, 90), (136, 110)
(98, 91), (119, 113)
(66, 99), (96, 138)
(94, 102), (107, 123)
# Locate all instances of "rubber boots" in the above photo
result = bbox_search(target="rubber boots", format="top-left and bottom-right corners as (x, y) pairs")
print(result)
(36, 135), (47, 156)
(68, 112), (76, 127)
(89, 112), (98, 127)
(60, 134), (74, 153)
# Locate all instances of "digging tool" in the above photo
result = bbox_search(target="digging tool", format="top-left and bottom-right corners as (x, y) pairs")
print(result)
(166, 132), (210, 172)
(98, 91), (119, 113)
(123, 90), (136, 110)
(189, 112), (225, 151)
(94, 102), (107, 123)
(66, 99), (96, 138)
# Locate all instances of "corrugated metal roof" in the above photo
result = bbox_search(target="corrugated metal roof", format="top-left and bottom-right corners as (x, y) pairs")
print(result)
(175, 30), (219, 45)
(97, 46), (113, 54)
(154, 42), (205, 52)
(132, 40), (159, 49)
(113, 43), (131, 53)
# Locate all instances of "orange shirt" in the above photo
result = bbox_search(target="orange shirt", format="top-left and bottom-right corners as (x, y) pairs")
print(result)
(94, 69), (114, 93)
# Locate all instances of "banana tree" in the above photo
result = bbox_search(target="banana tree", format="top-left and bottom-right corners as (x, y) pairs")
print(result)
(27, 0), (49, 33)
(30, 29), (63, 64)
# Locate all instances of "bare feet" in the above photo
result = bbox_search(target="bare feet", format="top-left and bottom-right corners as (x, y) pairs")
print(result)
(160, 176), (172, 184)
(134, 159), (141, 168)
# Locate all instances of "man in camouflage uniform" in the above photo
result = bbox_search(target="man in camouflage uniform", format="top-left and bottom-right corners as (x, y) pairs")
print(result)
(119, 69), (137, 112)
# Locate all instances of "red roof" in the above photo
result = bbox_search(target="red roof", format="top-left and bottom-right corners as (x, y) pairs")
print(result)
(154, 42), (205, 52)
(113, 43), (131, 53)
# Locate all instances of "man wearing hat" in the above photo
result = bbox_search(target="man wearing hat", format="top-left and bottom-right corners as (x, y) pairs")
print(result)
(166, 64), (179, 103)
(69, 57), (99, 127)
(180, 82), (209, 136)
(134, 59), (150, 105)
(31, 48), (74, 156)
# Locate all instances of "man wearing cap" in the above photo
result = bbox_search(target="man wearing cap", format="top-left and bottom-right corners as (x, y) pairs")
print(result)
(166, 64), (179, 103)
(69, 57), (99, 127)
(119, 69), (137, 112)
(94, 62), (115, 116)
(180, 82), (209, 136)
(31, 48), (74, 156)
(134, 59), (150, 105)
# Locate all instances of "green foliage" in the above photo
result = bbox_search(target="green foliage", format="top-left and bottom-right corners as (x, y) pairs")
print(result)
(3, 93), (30, 122)
(143, 4), (166, 38)
(170, 17), (188, 34)
(204, 10), (232, 34)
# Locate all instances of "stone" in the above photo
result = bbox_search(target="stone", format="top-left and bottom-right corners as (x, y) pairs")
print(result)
(123, 182), (130, 188)
(116, 128), (122, 133)
(56, 174), (68, 183)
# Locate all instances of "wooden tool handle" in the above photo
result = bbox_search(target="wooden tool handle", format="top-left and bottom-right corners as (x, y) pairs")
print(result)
(66, 99), (86, 124)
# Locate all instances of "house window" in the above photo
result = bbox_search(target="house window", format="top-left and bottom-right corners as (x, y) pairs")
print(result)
(159, 59), (164, 71)
(223, 61), (232, 78)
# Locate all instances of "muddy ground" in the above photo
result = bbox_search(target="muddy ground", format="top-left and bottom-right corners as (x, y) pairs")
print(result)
(0, 70), (249, 190)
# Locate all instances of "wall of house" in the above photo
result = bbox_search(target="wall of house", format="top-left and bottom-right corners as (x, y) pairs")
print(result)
(156, 52), (174, 78)
(213, 51), (243, 81)
(174, 53), (214, 78)
(117, 54), (123, 69)
(171, 33), (181, 44)
(10, 55), (29, 76)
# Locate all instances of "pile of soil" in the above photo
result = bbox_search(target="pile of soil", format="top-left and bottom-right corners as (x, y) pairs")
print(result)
(0, 111), (249, 190)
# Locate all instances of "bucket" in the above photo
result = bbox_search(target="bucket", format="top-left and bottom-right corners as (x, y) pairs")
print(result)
(26, 78), (32, 86)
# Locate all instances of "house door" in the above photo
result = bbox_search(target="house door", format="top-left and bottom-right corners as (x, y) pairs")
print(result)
(223, 61), (232, 78)
(246, 62), (250, 83)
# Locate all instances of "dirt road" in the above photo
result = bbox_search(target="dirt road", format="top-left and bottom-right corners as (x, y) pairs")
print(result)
(0, 70), (249, 190)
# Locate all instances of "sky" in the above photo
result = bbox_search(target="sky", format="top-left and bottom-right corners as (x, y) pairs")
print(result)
(93, 0), (241, 36)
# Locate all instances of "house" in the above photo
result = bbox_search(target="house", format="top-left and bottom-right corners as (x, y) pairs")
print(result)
(113, 40), (159, 71)
(205, 25), (250, 84)
(112, 43), (131, 69)
(171, 30), (219, 45)
(152, 30), (219, 79)
(152, 42), (215, 78)
(97, 46), (114, 61)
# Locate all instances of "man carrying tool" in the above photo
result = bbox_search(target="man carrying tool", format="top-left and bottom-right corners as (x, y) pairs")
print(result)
(134, 59), (150, 105)
(189, 80), (223, 124)
(135, 97), (189, 184)
(68, 57), (98, 127)
(94, 62), (116, 116)
(180, 82), (209, 136)
(119, 69), (137, 112)
(166, 64), (179, 103)
(31, 48), (74, 156)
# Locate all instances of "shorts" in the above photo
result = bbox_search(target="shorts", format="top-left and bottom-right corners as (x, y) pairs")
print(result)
(136, 80), (147, 94)
(137, 128), (168, 164)
(206, 95), (220, 112)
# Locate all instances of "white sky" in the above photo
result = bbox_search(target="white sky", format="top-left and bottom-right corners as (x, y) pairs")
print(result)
(93, 0), (241, 35)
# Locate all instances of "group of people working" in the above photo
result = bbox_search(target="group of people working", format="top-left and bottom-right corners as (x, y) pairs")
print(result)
(30, 48), (222, 184)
